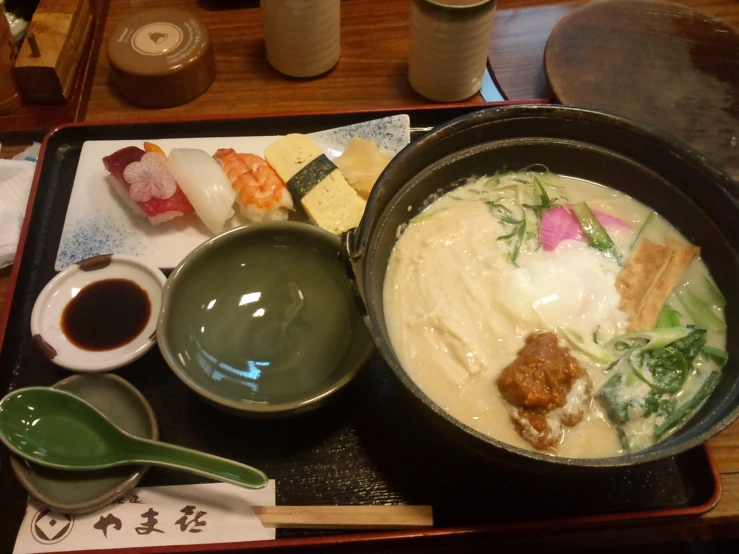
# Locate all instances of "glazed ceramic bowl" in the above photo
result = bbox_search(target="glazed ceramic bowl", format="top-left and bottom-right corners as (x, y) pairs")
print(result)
(30, 254), (166, 372)
(344, 104), (739, 469)
(10, 374), (158, 513)
(158, 222), (374, 416)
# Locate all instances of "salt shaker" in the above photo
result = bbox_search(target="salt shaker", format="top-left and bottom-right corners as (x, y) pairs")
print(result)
(409, 0), (496, 102)
(0, 10), (21, 114)
(261, 0), (340, 78)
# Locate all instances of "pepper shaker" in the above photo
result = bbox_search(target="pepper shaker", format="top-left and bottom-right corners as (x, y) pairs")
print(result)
(409, 0), (496, 102)
(261, 0), (340, 78)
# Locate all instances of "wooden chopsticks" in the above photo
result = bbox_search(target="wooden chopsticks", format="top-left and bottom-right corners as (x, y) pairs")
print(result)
(253, 505), (433, 529)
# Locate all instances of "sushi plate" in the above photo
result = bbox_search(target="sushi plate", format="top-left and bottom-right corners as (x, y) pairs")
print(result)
(54, 115), (411, 271)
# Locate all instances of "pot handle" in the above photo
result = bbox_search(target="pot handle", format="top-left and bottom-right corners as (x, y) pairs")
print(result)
(341, 227), (358, 263)
(340, 228), (368, 315)
(350, 184), (386, 263)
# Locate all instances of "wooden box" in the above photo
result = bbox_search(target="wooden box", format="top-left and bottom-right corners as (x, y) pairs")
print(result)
(13, 0), (93, 103)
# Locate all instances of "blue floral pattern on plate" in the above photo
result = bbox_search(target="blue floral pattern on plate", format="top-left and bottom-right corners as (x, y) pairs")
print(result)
(56, 214), (149, 270)
(311, 115), (411, 159)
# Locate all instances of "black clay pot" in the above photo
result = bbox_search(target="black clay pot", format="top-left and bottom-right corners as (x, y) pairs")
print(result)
(344, 104), (739, 469)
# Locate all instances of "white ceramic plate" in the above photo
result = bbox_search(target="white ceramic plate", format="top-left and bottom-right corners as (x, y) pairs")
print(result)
(31, 255), (166, 372)
(55, 115), (411, 270)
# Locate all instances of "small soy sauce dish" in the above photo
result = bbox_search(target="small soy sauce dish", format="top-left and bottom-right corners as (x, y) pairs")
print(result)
(31, 254), (166, 372)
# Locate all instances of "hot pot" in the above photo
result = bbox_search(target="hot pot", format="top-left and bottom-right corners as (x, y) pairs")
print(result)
(343, 104), (739, 468)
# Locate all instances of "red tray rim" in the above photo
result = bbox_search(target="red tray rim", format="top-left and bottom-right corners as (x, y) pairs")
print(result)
(0, 102), (723, 553)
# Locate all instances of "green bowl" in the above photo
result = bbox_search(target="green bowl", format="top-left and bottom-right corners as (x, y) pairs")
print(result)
(158, 222), (374, 416)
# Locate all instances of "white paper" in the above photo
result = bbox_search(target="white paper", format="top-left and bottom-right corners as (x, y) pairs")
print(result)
(0, 159), (36, 268)
(13, 481), (276, 554)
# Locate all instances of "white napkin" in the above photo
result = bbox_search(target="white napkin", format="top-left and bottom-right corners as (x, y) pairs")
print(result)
(0, 159), (36, 268)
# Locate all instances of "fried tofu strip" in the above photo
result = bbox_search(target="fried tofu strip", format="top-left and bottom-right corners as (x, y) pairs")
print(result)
(616, 239), (699, 331)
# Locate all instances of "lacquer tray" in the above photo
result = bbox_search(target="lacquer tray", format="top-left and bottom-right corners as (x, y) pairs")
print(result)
(0, 104), (721, 553)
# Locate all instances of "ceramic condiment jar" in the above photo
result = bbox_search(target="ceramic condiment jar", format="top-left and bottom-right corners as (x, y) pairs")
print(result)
(107, 9), (216, 108)
(409, 0), (497, 102)
(261, 0), (341, 78)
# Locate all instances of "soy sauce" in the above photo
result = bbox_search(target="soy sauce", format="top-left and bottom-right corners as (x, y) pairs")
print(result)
(61, 279), (151, 351)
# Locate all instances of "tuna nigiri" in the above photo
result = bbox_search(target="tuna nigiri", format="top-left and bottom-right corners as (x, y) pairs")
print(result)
(168, 148), (236, 235)
(103, 146), (195, 225)
(213, 148), (294, 222)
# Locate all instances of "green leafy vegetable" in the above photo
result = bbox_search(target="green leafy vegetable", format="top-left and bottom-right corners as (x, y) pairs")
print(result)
(485, 171), (558, 265)
(496, 220), (527, 265)
(561, 328), (615, 364)
(596, 326), (719, 450)
(703, 346), (728, 368)
(654, 371), (721, 441)
(655, 306), (674, 329)
(626, 327), (705, 394)
(486, 201), (522, 225)
(534, 176), (550, 206)
(625, 370), (637, 387)
(522, 176), (556, 222)
(677, 288), (726, 332)
(704, 277), (726, 309)
(631, 210), (656, 249)
(629, 347), (690, 394)
(670, 308), (682, 328)
(642, 392), (676, 419)
(570, 202), (621, 263)
(482, 168), (571, 265)
(656, 304), (681, 328)
(605, 327), (692, 352)
(511, 220), (526, 264)
(598, 373), (629, 425)
(671, 327), (707, 364)
(497, 227), (521, 241)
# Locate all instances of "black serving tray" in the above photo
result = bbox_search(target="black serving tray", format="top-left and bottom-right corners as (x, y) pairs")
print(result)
(0, 104), (721, 553)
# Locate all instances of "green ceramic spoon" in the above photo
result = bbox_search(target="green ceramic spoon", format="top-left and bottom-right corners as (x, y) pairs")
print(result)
(0, 387), (268, 489)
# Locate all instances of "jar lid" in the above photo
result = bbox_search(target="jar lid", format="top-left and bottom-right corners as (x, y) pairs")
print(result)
(107, 9), (215, 108)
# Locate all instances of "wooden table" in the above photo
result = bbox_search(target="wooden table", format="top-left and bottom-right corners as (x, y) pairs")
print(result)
(2, 0), (739, 549)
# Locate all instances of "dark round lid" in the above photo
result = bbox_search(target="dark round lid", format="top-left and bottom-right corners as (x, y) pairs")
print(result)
(544, 0), (739, 180)
(108, 8), (212, 77)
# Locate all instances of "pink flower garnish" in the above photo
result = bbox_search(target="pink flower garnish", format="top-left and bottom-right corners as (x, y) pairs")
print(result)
(122, 152), (177, 203)
(539, 205), (631, 251)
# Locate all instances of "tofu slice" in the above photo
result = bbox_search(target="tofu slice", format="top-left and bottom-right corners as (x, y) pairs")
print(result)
(616, 238), (699, 331)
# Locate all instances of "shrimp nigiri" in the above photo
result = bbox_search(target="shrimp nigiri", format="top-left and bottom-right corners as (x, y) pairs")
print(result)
(213, 149), (294, 222)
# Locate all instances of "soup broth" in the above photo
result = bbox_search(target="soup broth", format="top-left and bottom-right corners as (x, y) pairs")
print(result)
(383, 170), (726, 458)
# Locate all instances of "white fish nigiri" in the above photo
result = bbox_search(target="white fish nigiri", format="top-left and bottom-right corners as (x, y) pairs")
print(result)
(168, 148), (236, 234)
